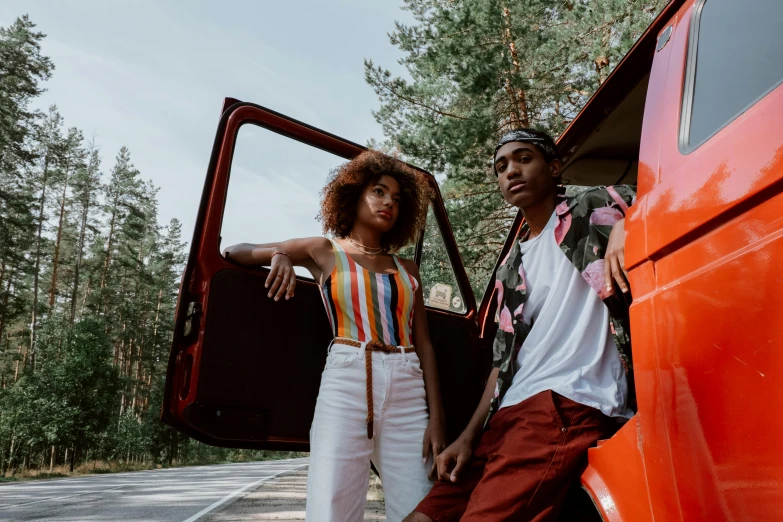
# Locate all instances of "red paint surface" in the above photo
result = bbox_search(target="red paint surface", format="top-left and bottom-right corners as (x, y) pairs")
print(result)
(581, 1), (783, 520)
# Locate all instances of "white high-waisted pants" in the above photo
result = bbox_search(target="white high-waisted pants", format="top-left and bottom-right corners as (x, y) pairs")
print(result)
(305, 340), (432, 522)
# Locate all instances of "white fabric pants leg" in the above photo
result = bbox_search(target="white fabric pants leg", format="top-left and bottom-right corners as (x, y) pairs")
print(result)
(305, 340), (432, 522)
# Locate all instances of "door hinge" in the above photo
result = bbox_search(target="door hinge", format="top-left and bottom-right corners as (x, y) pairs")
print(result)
(183, 301), (202, 340)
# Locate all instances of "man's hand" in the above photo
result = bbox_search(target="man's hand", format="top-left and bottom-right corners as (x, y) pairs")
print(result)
(436, 437), (473, 483)
(604, 218), (629, 294)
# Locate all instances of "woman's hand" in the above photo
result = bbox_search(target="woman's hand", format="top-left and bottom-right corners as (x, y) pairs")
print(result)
(436, 436), (473, 483)
(422, 416), (447, 479)
(265, 252), (296, 301)
(604, 218), (629, 294)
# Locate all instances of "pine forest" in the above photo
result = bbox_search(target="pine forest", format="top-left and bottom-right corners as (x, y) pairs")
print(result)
(0, 16), (287, 479)
(0, 2), (666, 479)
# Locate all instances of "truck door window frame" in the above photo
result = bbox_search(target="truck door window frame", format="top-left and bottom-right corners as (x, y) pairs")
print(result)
(163, 101), (482, 448)
(218, 117), (476, 318)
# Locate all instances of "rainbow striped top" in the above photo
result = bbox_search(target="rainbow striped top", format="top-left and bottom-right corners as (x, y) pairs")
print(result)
(320, 239), (418, 346)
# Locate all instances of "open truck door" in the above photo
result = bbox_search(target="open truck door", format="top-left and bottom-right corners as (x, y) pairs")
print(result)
(161, 100), (487, 450)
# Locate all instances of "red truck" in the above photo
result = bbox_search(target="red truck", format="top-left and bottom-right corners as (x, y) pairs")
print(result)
(163, 0), (783, 519)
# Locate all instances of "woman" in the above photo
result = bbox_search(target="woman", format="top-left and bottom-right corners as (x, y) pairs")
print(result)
(223, 151), (445, 522)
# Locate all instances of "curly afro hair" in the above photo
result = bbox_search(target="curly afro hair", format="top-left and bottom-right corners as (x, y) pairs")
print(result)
(319, 150), (432, 253)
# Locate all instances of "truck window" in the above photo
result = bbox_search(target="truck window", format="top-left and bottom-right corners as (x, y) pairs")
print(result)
(396, 203), (468, 315)
(221, 123), (345, 278)
(223, 122), (467, 312)
(419, 204), (467, 314)
(681, 0), (783, 150)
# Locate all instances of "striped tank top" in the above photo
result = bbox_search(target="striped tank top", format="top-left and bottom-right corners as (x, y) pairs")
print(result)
(320, 239), (418, 346)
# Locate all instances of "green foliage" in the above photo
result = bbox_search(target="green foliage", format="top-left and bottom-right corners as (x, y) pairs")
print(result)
(366, 0), (667, 295)
(0, 14), (53, 174)
(0, 15), (270, 477)
(0, 3), (671, 478)
(16, 317), (122, 466)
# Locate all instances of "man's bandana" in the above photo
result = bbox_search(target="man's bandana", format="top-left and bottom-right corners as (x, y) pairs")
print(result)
(493, 129), (559, 175)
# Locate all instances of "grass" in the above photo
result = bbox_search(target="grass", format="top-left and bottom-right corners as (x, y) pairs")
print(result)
(1, 451), (308, 483)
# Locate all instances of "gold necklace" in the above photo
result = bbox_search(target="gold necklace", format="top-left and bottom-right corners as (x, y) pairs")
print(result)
(347, 236), (383, 255)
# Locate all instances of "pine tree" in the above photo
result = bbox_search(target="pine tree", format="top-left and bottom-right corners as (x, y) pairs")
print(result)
(0, 15), (53, 177)
(0, 185), (35, 383)
(0, 16), (53, 384)
(94, 147), (142, 314)
(365, 0), (667, 293)
(0, 15), (204, 473)
(27, 106), (65, 371)
(68, 140), (101, 326)
(48, 127), (86, 310)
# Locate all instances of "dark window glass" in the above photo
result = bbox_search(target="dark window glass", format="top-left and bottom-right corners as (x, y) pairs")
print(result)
(397, 204), (468, 315)
(686, 0), (783, 147)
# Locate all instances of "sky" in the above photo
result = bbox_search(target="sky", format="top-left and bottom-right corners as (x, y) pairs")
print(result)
(1, 0), (415, 251)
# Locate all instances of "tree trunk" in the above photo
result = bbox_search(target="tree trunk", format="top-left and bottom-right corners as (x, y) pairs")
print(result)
(14, 344), (22, 382)
(0, 268), (15, 344)
(152, 290), (162, 344)
(49, 165), (72, 308)
(500, 4), (530, 128)
(0, 259), (6, 297)
(595, 56), (610, 85)
(78, 279), (91, 321)
(134, 340), (144, 416)
(69, 209), (87, 326)
(30, 155), (52, 372)
(49, 445), (56, 471)
(70, 147), (99, 326)
(5, 436), (16, 475)
(100, 209), (118, 291)
(595, 27), (611, 86)
(22, 444), (30, 471)
(99, 201), (120, 320)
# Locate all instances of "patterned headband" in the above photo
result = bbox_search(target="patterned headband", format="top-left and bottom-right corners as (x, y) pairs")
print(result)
(493, 129), (559, 173)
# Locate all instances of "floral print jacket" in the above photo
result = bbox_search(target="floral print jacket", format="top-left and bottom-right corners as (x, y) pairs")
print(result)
(490, 184), (637, 419)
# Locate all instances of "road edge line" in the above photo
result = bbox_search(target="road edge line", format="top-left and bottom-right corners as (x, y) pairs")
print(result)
(181, 462), (308, 522)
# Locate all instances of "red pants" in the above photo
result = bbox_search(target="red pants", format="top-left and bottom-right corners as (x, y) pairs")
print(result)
(415, 390), (616, 522)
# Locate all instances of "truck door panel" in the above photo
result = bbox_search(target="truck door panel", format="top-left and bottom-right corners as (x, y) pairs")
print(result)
(163, 101), (483, 450)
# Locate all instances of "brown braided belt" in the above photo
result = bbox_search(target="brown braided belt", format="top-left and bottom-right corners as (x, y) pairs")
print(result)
(333, 337), (416, 439)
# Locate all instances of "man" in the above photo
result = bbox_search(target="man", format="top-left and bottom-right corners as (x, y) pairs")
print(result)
(405, 129), (635, 521)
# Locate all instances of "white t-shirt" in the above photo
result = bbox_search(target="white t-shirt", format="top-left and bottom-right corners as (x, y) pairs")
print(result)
(499, 210), (632, 418)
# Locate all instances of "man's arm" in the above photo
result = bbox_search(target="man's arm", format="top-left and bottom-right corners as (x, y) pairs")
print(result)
(603, 185), (636, 294)
(435, 367), (499, 482)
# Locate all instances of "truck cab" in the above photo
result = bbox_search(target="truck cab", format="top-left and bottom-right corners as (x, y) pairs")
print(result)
(163, 0), (783, 519)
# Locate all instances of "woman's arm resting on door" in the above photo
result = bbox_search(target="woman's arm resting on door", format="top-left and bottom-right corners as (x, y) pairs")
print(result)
(222, 237), (331, 300)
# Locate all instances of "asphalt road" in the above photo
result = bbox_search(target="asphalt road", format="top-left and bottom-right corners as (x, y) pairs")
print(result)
(0, 458), (309, 522)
